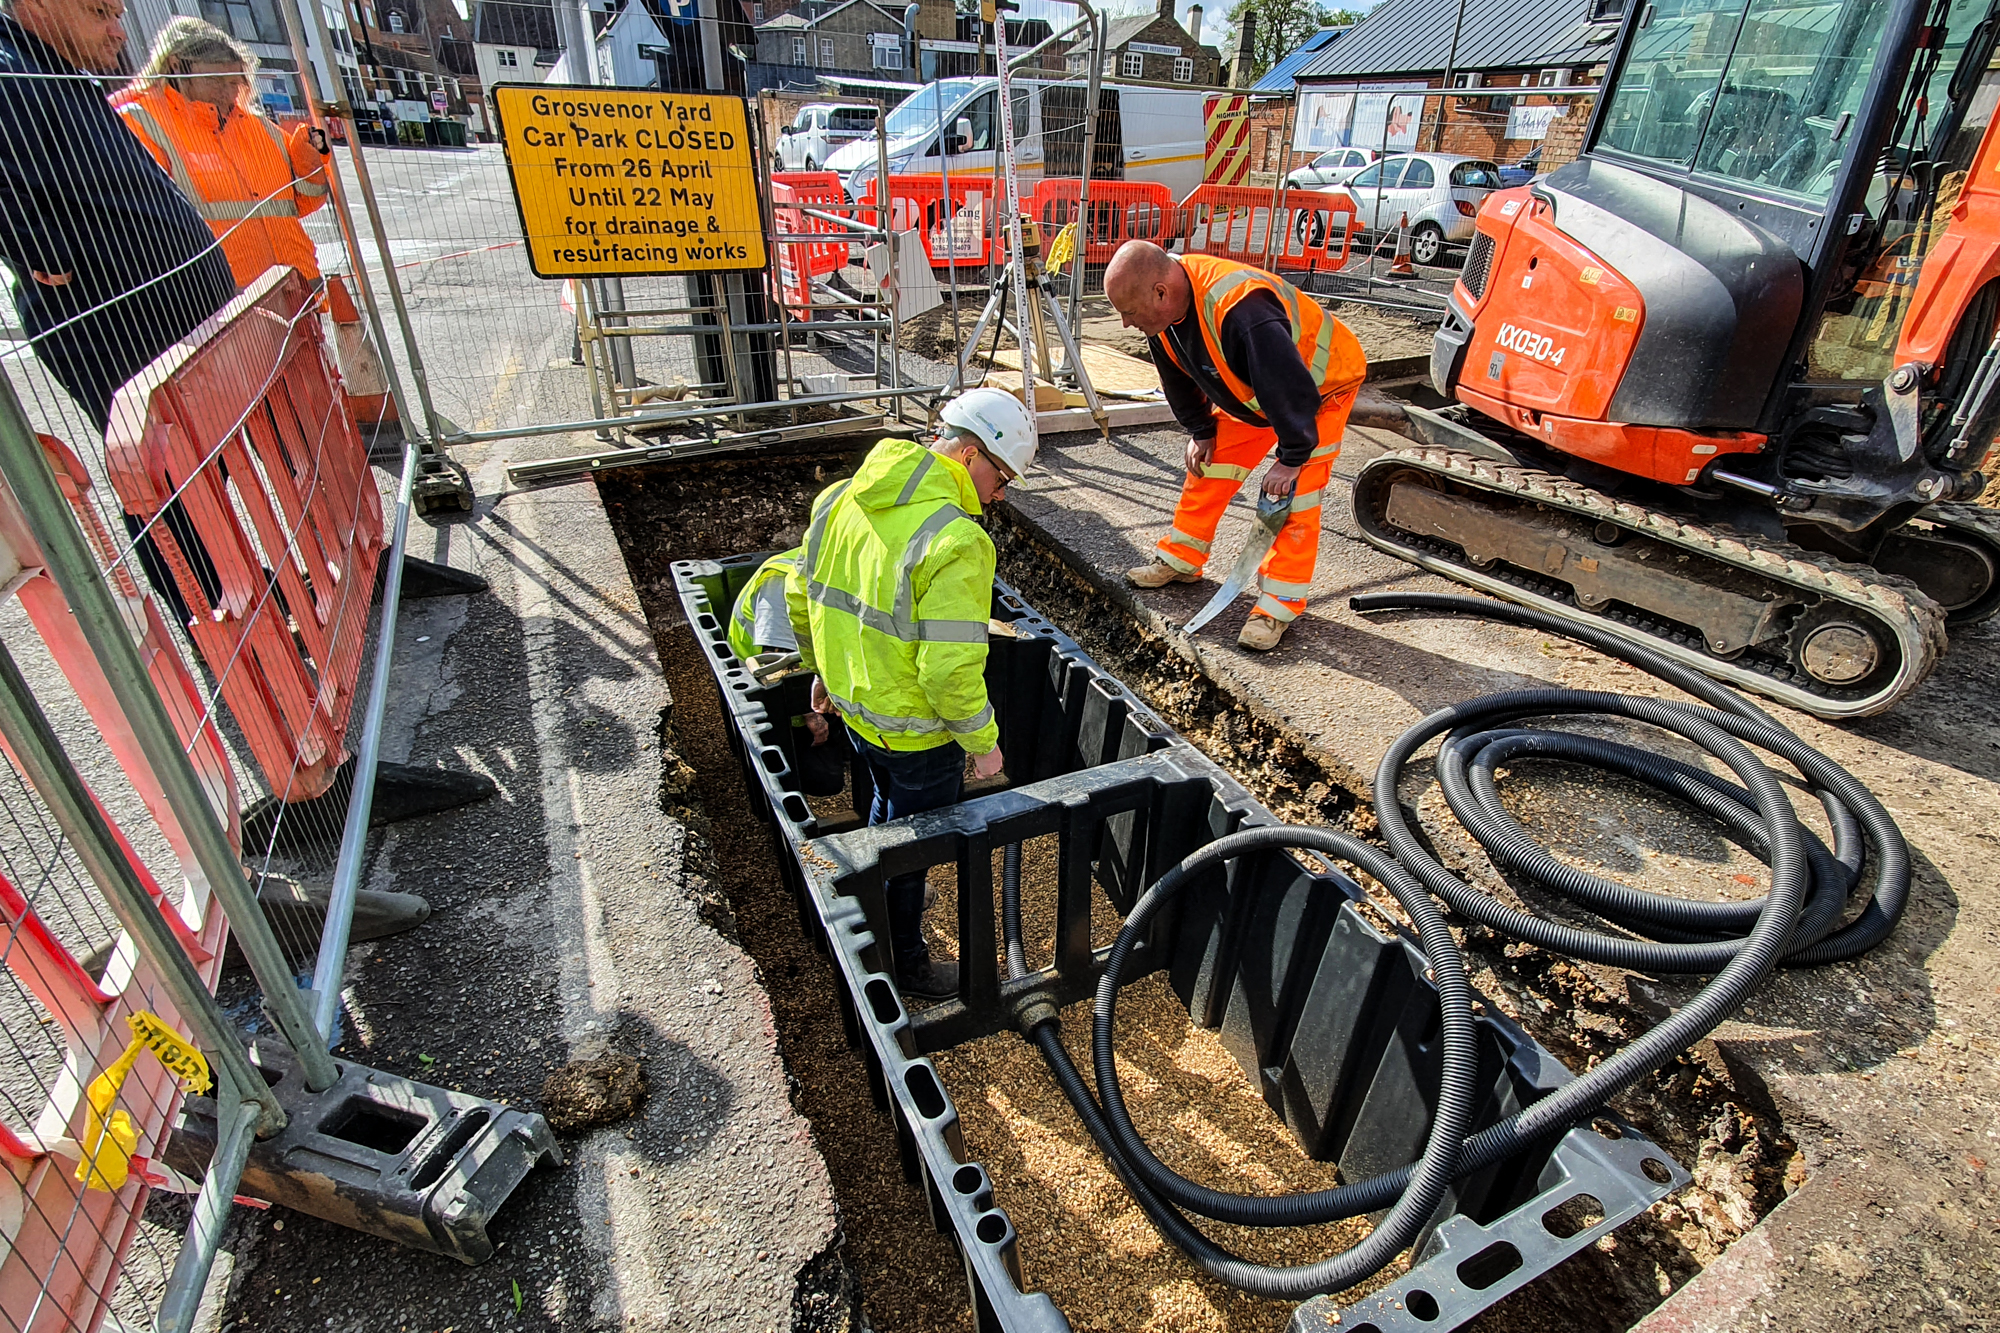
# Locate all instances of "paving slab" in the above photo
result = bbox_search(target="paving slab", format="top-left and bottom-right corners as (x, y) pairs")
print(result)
(996, 419), (2000, 1328)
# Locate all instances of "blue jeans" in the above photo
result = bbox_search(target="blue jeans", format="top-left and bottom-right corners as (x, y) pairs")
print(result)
(849, 726), (964, 975)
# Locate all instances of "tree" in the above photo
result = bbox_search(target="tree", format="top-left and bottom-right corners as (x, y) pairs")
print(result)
(1225, 0), (1360, 80)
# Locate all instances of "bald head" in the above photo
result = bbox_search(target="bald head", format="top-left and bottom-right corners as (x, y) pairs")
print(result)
(1104, 241), (1191, 337)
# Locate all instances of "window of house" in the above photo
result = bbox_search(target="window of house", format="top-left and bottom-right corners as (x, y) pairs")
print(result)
(873, 36), (903, 68)
(1173, 55), (1193, 81)
(497, 48), (519, 66)
(820, 36), (834, 66)
(793, 35), (807, 64)
(753, 1), (764, 17)
(200, 0), (282, 45)
(1122, 50), (1144, 77)
(387, 9), (405, 32)
(1103, 56), (1115, 76)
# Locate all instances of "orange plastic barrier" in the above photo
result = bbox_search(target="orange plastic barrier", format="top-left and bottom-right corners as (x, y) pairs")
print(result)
(770, 171), (851, 281)
(1027, 178), (1178, 267)
(0, 438), (235, 1333)
(865, 174), (997, 270)
(105, 265), (385, 802)
(1177, 183), (1362, 275)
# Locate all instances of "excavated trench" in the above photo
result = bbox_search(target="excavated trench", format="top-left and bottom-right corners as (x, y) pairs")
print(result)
(598, 446), (1799, 1332)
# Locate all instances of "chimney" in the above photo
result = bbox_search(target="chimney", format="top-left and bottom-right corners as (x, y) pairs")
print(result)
(1229, 11), (1256, 86)
(1157, 0), (1173, 20)
(1186, 3), (1202, 43)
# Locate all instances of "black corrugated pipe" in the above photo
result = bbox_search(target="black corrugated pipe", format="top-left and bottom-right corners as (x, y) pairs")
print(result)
(999, 590), (1907, 1297)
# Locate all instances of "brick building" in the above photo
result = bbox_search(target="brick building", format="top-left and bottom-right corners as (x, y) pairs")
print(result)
(1065, 0), (1222, 87)
(1277, 0), (1612, 176)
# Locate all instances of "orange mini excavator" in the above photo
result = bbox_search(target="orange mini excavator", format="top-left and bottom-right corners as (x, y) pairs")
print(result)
(1359, 0), (2000, 716)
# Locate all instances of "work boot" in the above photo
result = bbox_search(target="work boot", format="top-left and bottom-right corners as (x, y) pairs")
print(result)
(903, 956), (959, 999)
(1238, 612), (1289, 652)
(1127, 559), (1200, 588)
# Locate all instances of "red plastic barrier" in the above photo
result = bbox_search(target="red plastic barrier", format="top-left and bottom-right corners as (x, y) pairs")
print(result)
(1177, 183), (1362, 275)
(0, 438), (236, 1333)
(1028, 178), (1179, 267)
(865, 174), (998, 270)
(105, 266), (385, 802)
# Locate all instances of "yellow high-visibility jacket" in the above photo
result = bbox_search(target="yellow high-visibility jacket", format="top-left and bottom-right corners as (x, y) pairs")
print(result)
(787, 437), (998, 755)
(726, 547), (800, 662)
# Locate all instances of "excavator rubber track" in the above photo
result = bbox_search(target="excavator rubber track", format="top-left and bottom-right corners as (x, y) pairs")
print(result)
(1352, 447), (1951, 719)
(1921, 501), (2000, 627)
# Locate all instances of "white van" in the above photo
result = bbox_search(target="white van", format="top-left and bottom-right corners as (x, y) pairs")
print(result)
(830, 77), (1208, 203)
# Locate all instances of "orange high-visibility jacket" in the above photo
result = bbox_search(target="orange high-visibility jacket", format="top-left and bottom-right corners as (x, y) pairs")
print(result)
(111, 84), (329, 287)
(1161, 254), (1366, 416)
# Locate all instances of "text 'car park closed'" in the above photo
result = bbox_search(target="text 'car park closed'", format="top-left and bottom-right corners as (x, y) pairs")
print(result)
(492, 83), (767, 276)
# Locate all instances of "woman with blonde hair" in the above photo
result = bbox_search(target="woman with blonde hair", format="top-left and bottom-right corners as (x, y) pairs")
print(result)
(113, 16), (331, 288)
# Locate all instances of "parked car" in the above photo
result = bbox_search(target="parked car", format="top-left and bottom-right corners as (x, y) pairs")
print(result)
(777, 103), (877, 173)
(1298, 153), (1502, 265)
(1284, 146), (1378, 191)
(1498, 147), (1543, 188)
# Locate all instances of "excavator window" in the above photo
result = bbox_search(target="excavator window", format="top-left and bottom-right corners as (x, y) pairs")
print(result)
(1597, 0), (1895, 201)
(1801, 0), (2000, 381)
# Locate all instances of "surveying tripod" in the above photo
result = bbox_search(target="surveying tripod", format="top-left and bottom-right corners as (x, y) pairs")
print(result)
(945, 218), (1110, 438)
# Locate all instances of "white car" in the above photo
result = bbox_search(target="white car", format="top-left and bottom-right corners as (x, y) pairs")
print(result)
(1284, 146), (1378, 191)
(1314, 153), (1503, 265)
(776, 103), (877, 173)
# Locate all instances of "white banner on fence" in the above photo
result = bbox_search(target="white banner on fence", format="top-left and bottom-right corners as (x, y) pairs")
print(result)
(1506, 101), (1570, 140)
(1295, 83), (1426, 152)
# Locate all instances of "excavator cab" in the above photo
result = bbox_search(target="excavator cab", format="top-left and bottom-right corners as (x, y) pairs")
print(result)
(1363, 0), (2000, 717)
(1435, 0), (2000, 514)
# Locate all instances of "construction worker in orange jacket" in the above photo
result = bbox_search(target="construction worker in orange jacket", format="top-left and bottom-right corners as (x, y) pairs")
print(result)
(113, 17), (329, 290)
(1104, 241), (1365, 652)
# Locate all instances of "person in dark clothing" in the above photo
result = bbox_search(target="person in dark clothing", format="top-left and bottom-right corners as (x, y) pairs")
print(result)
(1104, 241), (1366, 651)
(0, 0), (235, 619)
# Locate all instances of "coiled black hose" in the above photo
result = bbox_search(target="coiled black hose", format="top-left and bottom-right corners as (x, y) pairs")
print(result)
(1007, 827), (1480, 1298)
(998, 591), (1907, 1297)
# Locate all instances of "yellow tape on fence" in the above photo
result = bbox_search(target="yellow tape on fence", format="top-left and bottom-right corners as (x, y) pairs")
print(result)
(75, 1011), (213, 1192)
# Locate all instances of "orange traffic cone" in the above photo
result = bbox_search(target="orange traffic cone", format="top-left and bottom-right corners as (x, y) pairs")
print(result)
(1385, 213), (1417, 279)
(325, 274), (398, 426)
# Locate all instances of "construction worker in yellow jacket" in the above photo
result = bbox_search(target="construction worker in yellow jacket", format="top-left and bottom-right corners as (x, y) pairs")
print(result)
(787, 387), (1037, 998)
(113, 17), (329, 290)
(1105, 241), (1365, 652)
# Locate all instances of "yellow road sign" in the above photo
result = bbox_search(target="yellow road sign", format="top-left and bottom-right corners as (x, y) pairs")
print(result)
(493, 84), (767, 278)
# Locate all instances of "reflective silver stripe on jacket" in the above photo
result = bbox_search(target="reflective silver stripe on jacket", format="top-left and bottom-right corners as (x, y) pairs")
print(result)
(829, 691), (992, 737)
(122, 102), (304, 221)
(801, 475), (987, 645)
(1195, 265), (1340, 410)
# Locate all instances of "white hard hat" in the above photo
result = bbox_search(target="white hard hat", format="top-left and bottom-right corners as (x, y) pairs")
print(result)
(938, 387), (1038, 477)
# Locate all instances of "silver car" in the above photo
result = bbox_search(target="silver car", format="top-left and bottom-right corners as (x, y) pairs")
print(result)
(1335, 153), (1503, 265)
(1284, 146), (1379, 191)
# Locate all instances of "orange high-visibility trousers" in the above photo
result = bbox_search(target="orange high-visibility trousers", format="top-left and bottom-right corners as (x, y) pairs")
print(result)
(1154, 387), (1358, 621)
